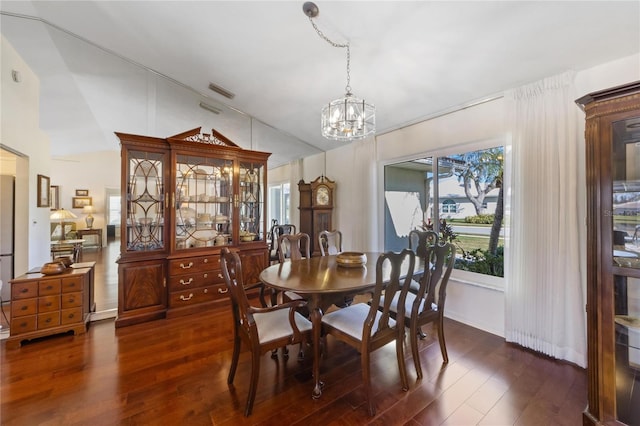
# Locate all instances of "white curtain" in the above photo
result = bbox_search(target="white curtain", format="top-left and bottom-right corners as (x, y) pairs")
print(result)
(504, 71), (587, 367)
(288, 158), (303, 229)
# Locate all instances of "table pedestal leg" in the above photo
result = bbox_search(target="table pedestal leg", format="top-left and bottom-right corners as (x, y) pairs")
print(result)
(311, 306), (323, 399)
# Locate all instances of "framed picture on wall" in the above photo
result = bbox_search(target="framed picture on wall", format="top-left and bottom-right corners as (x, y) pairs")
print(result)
(72, 196), (92, 208)
(75, 189), (89, 196)
(50, 185), (60, 211)
(37, 174), (50, 207)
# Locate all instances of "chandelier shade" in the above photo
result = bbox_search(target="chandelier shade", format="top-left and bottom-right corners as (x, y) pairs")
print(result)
(303, 1), (376, 141)
(322, 92), (375, 141)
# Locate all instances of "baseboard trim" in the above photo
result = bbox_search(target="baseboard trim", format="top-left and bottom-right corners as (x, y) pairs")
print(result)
(90, 309), (117, 322)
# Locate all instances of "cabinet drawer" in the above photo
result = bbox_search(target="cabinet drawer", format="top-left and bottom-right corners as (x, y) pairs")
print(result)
(11, 315), (36, 334)
(12, 299), (37, 317)
(62, 276), (83, 293)
(169, 255), (221, 275)
(38, 296), (61, 313)
(12, 282), (37, 300)
(61, 292), (82, 309)
(61, 307), (83, 325)
(168, 284), (228, 308)
(38, 312), (60, 329)
(39, 279), (61, 296)
(168, 270), (224, 291)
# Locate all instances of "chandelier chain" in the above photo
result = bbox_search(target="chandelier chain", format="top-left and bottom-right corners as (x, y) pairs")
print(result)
(307, 16), (351, 94)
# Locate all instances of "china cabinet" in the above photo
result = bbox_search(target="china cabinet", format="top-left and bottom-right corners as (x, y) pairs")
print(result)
(577, 81), (640, 425)
(115, 128), (270, 327)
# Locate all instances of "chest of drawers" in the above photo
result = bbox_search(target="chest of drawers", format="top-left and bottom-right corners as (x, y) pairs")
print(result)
(7, 267), (92, 348)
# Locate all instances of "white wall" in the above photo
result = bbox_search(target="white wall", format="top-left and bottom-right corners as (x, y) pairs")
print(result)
(1, 36), (51, 275)
(269, 52), (640, 338)
(50, 151), (120, 245)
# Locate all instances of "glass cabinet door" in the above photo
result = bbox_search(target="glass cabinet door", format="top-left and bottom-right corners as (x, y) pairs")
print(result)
(611, 115), (640, 425)
(175, 154), (234, 250)
(238, 160), (265, 243)
(125, 150), (166, 252)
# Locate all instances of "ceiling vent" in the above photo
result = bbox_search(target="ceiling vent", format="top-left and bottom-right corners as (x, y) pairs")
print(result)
(199, 102), (222, 115)
(208, 82), (235, 99)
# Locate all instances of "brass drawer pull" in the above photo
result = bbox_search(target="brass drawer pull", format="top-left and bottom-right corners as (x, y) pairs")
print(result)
(180, 262), (193, 269)
(218, 273), (223, 279)
(179, 278), (193, 286)
(179, 293), (194, 301)
(218, 288), (228, 294)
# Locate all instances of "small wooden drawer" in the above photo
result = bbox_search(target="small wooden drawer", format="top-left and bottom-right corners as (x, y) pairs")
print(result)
(168, 284), (227, 308)
(12, 299), (37, 317)
(169, 255), (221, 276)
(61, 307), (83, 325)
(38, 312), (60, 329)
(39, 279), (61, 296)
(168, 270), (224, 291)
(38, 296), (61, 313)
(62, 276), (83, 293)
(12, 282), (37, 300)
(11, 315), (36, 334)
(61, 292), (82, 309)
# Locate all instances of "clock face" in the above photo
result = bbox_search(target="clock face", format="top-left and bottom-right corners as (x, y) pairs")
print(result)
(316, 186), (330, 206)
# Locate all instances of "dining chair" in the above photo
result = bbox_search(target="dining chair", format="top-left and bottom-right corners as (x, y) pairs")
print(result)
(220, 247), (312, 416)
(318, 229), (342, 256)
(268, 223), (296, 264)
(320, 249), (415, 416)
(407, 229), (439, 293)
(277, 232), (311, 263)
(384, 242), (455, 379)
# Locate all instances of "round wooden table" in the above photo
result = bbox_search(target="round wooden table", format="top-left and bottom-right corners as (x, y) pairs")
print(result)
(259, 252), (420, 398)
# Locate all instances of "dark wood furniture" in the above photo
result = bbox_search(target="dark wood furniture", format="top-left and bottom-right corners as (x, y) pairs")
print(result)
(577, 81), (640, 425)
(115, 127), (271, 327)
(259, 251), (423, 400)
(387, 242), (455, 378)
(318, 229), (342, 256)
(277, 232), (311, 263)
(220, 248), (311, 416)
(321, 249), (415, 416)
(7, 266), (94, 348)
(268, 223), (296, 263)
(77, 228), (103, 249)
(298, 176), (335, 256)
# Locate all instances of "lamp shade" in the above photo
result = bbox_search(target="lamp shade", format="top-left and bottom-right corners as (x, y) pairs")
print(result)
(82, 205), (95, 215)
(50, 208), (77, 221)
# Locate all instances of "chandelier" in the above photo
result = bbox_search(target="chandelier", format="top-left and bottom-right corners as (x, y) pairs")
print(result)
(303, 2), (376, 141)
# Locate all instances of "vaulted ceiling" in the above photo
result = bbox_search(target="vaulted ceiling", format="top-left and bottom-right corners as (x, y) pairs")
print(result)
(1, 1), (639, 168)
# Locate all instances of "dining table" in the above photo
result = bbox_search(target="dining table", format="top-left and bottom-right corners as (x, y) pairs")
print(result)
(259, 251), (423, 399)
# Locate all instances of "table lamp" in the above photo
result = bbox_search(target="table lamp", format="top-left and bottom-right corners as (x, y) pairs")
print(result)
(82, 205), (95, 229)
(50, 208), (77, 239)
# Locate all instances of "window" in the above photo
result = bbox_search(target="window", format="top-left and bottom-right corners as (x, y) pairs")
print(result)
(384, 144), (505, 284)
(268, 182), (290, 226)
(442, 199), (457, 213)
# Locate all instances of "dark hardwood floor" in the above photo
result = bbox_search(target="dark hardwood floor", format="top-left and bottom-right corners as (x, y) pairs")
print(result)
(1, 294), (587, 425)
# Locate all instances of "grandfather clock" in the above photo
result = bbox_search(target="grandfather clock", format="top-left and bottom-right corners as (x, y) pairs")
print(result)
(298, 176), (335, 255)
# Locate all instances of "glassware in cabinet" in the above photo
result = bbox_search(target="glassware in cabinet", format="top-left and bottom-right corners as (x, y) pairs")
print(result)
(238, 160), (264, 243)
(175, 155), (234, 250)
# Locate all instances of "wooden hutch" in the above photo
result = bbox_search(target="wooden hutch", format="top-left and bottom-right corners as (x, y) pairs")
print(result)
(578, 81), (640, 425)
(115, 128), (270, 327)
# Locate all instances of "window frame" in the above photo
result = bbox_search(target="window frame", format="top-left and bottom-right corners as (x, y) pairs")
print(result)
(379, 137), (506, 291)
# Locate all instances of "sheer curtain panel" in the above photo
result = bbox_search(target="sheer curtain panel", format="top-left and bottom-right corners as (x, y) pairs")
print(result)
(504, 71), (587, 367)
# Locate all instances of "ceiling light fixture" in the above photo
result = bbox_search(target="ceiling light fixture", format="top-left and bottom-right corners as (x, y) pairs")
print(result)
(208, 82), (235, 99)
(199, 101), (222, 115)
(303, 1), (375, 141)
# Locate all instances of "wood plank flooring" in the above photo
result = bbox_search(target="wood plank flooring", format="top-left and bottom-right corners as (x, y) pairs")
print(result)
(1, 303), (587, 425)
